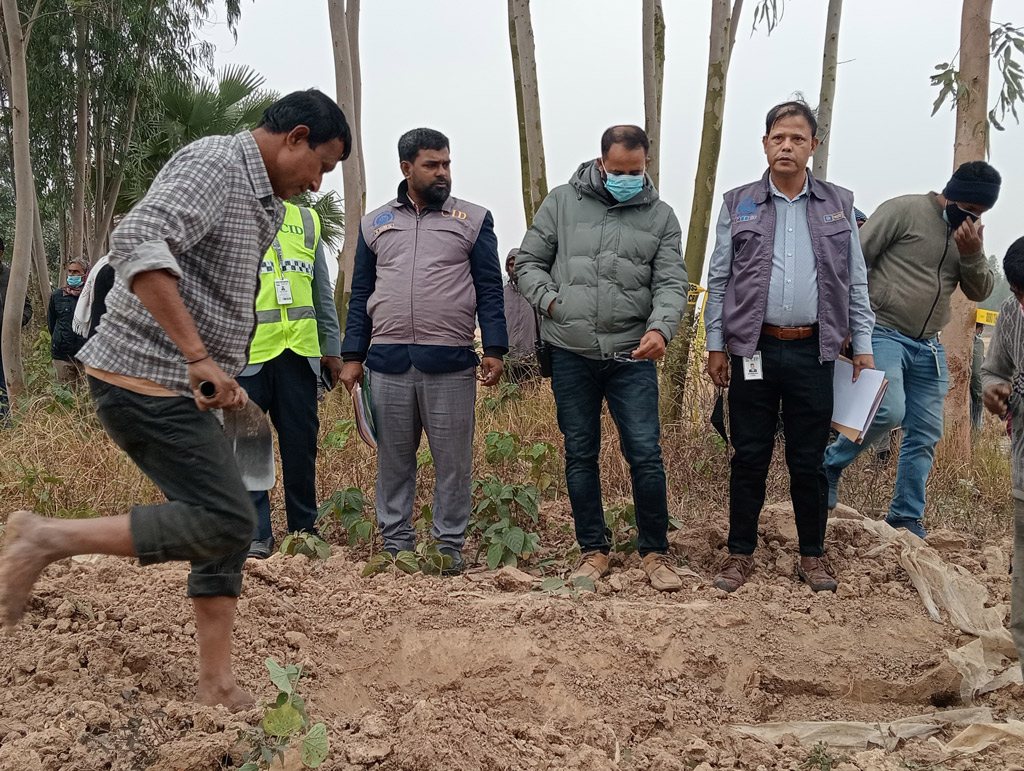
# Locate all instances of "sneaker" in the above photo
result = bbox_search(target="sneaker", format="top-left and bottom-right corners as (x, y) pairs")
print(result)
(570, 552), (609, 585)
(437, 546), (465, 576)
(825, 465), (841, 511)
(642, 553), (682, 592)
(797, 555), (838, 592)
(247, 536), (274, 560)
(712, 554), (754, 593)
(885, 516), (927, 539)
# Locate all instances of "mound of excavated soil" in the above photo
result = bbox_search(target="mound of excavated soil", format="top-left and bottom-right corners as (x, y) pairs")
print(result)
(2, 504), (1024, 771)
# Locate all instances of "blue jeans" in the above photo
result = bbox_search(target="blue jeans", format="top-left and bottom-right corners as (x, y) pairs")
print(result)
(550, 347), (669, 556)
(824, 325), (948, 526)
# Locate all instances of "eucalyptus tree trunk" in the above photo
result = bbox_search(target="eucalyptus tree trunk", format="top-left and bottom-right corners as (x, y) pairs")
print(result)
(941, 0), (993, 464)
(661, 0), (732, 421)
(2, 0), (36, 401)
(328, 0), (365, 332)
(70, 10), (89, 259)
(642, 0), (665, 187)
(508, 0), (547, 227)
(32, 193), (50, 309)
(812, 0), (843, 180)
(727, 0), (744, 62)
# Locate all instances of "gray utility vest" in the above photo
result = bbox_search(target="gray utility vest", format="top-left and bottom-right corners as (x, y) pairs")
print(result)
(723, 169), (854, 362)
(361, 195), (487, 347)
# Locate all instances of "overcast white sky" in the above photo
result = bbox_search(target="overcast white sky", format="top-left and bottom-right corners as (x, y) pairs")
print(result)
(201, 0), (1023, 284)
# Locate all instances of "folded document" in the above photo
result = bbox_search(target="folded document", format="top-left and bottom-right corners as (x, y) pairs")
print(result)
(832, 357), (888, 444)
(352, 381), (377, 450)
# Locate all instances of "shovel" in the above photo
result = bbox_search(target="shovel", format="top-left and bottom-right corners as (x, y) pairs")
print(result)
(200, 381), (276, 491)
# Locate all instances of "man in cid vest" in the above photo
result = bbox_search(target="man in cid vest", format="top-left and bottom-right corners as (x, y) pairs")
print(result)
(704, 99), (875, 594)
(242, 200), (342, 559)
(340, 128), (507, 574)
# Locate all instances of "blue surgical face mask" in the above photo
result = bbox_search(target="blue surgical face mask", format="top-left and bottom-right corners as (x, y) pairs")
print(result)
(603, 166), (644, 202)
(67, 275), (83, 287)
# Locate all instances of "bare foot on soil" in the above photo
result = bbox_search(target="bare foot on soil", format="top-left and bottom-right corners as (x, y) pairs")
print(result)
(0, 511), (58, 631)
(196, 683), (256, 712)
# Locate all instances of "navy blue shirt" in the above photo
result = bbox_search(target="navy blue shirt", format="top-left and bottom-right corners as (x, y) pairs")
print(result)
(342, 184), (507, 374)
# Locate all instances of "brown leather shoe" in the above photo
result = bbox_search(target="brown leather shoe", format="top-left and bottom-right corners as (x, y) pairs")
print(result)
(642, 553), (683, 592)
(712, 554), (754, 593)
(798, 555), (838, 593)
(571, 552), (609, 585)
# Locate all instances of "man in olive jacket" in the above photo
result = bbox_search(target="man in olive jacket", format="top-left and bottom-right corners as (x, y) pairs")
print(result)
(825, 161), (999, 538)
(515, 125), (687, 592)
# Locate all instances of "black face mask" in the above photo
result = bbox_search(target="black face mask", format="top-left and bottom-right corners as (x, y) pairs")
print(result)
(944, 201), (978, 230)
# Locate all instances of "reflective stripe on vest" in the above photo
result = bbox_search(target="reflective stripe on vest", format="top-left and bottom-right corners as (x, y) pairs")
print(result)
(248, 202), (322, 363)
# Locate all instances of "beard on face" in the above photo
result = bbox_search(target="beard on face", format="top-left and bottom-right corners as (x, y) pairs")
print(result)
(418, 180), (451, 205)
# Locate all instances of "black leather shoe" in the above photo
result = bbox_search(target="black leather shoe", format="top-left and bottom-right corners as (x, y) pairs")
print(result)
(248, 537), (274, 560)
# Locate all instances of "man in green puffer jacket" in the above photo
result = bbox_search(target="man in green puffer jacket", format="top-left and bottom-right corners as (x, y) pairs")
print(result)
(515, 125), (687, 592)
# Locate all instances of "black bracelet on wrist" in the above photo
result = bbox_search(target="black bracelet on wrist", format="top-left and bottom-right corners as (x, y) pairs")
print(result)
(186, 354), (211, 365)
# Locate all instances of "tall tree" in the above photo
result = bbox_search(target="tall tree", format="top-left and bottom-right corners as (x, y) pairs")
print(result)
(661, 0), (733, 421)
(661, 0), (783, 419)
(508, 0), (547, 227)
(942, 0), (993, 461)
(69, 9), (88, 260)
(812, 0), (843, 180)
(642, 0), (665, 187)
(2, 0), (36, 400)
(328, 0), (364, 331)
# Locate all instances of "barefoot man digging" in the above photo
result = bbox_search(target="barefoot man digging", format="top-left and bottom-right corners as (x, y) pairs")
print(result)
(0, 90), (350, 710)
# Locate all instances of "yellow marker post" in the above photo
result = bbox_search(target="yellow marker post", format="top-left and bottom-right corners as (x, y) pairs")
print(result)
(976, 308), (999, 326)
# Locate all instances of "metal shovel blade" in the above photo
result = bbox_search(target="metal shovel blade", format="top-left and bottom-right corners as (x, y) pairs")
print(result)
(223, 399), (275, 491)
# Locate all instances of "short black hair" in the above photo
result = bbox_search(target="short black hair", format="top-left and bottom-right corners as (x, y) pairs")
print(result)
(398, 128), (449, 164)
(600, 125), (649, 157)
(0, 236), (4, 252)
(257, 89), (351, 160)
(765, 98), (818, 137)
(1004, 236), (1024, 293)
(953, 160), (1002, 187)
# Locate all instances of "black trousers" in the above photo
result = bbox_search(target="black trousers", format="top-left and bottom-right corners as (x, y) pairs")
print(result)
(89, 377), (256, 597)
(727, 334), (834, 557)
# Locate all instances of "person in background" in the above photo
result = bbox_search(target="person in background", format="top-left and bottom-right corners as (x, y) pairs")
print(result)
(242, 200), (342, 559)
(824, 160), (999, 538)
(981, 235), (1024, 678)
(502, 248), (539, 383)
(515, 125), (687, 593)
(340, 128), (507, 574)
(0, 235), (34, 416)
(48, 259), (89, 386)
(705, 99), (874, 594)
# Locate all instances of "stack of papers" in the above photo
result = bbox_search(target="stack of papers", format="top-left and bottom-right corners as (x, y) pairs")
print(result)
(831, 357), (888, 443)
(352, 381), (377, 449)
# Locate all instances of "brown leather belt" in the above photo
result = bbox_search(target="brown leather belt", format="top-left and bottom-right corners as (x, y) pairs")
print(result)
(761, 323), (817, 340)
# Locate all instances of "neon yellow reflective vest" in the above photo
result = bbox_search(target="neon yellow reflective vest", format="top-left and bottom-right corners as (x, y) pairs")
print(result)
(249, 202), (322, 364)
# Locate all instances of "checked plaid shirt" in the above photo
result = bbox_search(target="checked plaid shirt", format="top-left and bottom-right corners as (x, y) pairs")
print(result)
(78, 132), (285, 396)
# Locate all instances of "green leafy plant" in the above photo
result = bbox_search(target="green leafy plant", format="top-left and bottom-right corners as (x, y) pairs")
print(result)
(416, 542), (453, 575)
(321, 419), (355, 450)
(800, 743), (848, 771)
(416, 448), (434, 469)
(484, 430), (519, 465)
(362, 549), (419, 577)
(316, 487), (375, 545)
(238, 658), (328, 770)
(279, 532), (331, 560)
(470, 474), (541, 569)
(519, 440), (556, 494)
(483, 380), (521, 411)
(604, 502), (638, 554)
